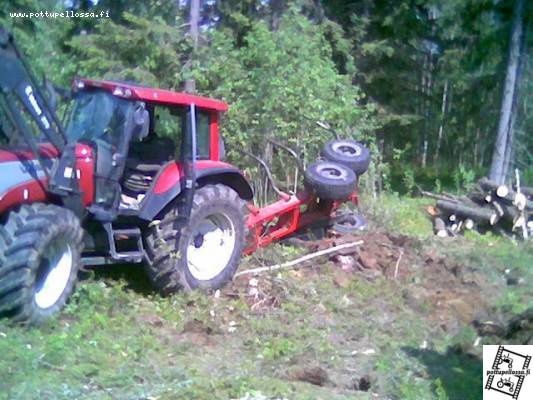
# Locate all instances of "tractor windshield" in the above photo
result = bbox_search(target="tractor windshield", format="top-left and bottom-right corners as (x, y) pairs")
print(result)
(65, 90), (133, 147)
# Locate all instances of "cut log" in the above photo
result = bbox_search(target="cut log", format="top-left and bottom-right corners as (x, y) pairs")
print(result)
(501, 204), (520, 223)
(426, 205), (439, 216)
(464, 219), (475, 230)
(459, 195), (483, 208)
(490, 200), (505, 217)
(493, 187), (533, 211)
(478, 177), (501, 192)
(513, 215), (525, 230)
(436, 200), (499, 226)
(521, 186), (533, 199)
(469, 190), (491, 205)
(449, 214), (457, 222)
(433, 217), (448, 237)
(496, 185), (509, 198)
(514, 192), (526, 211)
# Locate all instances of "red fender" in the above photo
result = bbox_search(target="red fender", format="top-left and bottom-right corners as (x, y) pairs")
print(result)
(138, 160), (253, 220)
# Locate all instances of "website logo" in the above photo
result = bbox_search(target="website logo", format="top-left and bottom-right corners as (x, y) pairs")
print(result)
(484, 345), (532, 399)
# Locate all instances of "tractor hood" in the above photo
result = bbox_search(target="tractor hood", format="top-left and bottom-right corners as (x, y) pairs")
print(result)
(0, 144), (59, 214)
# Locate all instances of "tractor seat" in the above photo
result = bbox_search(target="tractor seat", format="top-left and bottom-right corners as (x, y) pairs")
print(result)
(122, 136), (175, 194)
(122, 157), (165, 194)
(125, 158), (162, 173)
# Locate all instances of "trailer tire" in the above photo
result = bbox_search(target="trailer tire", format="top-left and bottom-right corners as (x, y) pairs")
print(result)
(304, 161), (357, 200)
(321, 139), (370, 175)
(144, 184), (247, 294)
(331, 212), (367, 234)
(0, 204), (83, 325)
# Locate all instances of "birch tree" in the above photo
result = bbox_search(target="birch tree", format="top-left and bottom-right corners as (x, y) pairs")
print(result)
(184, 0), (200, 93)
(489, 0), (525, 184)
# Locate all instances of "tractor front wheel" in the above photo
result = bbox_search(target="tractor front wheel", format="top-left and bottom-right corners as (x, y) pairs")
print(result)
(0, 204), (83, 325)
(144, 184), (247, 294)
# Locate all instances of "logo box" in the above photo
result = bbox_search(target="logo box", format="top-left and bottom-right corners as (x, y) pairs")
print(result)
(483, 345), (532, 400)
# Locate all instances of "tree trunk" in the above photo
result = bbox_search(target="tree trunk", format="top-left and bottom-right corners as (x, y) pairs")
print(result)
(421, 51), (433, 168)
(501, 107), (517, 180)
(184, 0), (200, 93)
(488, 0), (525, 184)
(270, 0), (284, 31)
(434, 80), (448, 166)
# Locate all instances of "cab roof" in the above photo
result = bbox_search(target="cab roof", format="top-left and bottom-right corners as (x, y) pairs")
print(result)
(77, 78), (229, 112)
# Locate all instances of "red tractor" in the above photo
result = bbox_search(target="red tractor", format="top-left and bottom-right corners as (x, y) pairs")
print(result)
(0, 28), (370, 324)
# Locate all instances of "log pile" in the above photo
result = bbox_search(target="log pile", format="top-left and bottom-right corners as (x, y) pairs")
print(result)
(423, 177), (533, 239)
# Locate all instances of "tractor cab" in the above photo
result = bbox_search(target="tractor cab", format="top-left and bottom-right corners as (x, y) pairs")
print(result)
(64, 86), (148, 215)
(59, 79), (231, 221)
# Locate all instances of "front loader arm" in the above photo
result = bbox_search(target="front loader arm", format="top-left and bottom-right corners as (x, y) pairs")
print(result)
(0, 28), (66, 159)
(0, 27), (85, 216)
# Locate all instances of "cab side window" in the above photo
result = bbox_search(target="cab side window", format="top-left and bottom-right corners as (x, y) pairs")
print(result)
(179, 108), (211, 160)
(196, 111), (210, 159)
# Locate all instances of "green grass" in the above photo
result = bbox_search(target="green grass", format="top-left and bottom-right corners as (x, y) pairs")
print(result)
(1, 194), (531, 399)
(361, 193), (434, 238)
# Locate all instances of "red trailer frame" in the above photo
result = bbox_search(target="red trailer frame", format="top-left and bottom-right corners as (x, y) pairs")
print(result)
(244, 190), (358, 254)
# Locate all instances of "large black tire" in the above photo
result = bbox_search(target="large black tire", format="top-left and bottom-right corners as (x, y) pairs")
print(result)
(144, 184), (247, 294)
(331, 211), (367, 234)
(304, 161), (357, 200)
(321, 139), (371, 175)
(0, 204), (83, 325)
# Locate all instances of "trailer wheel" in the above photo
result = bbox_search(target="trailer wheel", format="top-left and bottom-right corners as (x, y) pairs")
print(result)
(331, 211), (367, 234)
(322, 139), (370, 175)
(0, 204), (83, 325)
(304, 161), (357, 200)
(144, 184), (247, 294)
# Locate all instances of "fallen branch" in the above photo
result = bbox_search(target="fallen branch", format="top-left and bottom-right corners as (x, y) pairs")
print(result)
(418, 188), (458, 202)
(393, 250), (404, 279)
(234, 240), (364, 278)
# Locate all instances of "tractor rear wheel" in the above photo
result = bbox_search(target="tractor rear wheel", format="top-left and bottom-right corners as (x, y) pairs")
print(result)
(144, 184), (247, 294)
(0, 204), (83, 324)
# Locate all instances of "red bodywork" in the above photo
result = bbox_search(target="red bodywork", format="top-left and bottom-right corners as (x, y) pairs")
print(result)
(78, 79), (228, 112)
(152, 160), (239, 194)
(0, 143), (95, 215)
(244, 191), (358, 255)
(0, 78), (358, 257)
(75, 144), (95, 205)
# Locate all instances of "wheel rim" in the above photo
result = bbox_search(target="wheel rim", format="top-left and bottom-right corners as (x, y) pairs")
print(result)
(34, 239), (73, 309)
(335, 211), (366, 231)
(187, 212), (236, 281)
(332, 142), (362, 157)
(316, 163), (348, 180)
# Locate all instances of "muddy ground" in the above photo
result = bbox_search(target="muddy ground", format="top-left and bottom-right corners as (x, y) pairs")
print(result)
(1, 202), (531, 399)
